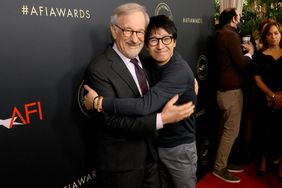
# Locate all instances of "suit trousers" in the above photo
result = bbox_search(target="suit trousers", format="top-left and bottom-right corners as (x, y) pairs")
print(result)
(214, 89), (243, 170)
(158, 142), (198, 188)
(95, 160), (160, 188)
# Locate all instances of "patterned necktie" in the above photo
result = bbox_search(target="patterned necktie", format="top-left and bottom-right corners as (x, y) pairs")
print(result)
(130, 58), (149, 95)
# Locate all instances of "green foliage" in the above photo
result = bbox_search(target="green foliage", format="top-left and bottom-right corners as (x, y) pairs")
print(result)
(214, 0), (220, 21)
(214, 0), (282, 38)
(240, 0), (282, 37)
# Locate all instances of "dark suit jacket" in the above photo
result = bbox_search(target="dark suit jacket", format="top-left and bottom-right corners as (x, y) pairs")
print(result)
(85, 45), (158, 172)
(102, 51), (197, 147)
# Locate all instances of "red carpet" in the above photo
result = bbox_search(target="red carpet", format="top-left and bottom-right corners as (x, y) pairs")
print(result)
(196, 162), (282, 188)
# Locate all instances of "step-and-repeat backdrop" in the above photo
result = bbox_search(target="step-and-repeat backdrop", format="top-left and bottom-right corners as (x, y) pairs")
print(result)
(0, 0), (214, 187)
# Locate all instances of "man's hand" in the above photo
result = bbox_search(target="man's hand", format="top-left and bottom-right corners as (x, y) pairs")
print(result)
(274, 92), (282, 110)
(83, 84), (98, 110)
(194, 78), (199, 95)
(242, 42), (255, 56)
(161, 95), (195, 124)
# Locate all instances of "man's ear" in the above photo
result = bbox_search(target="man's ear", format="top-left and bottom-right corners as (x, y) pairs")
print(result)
(231, 16), (236, 24)
(110, 25), (117, 40)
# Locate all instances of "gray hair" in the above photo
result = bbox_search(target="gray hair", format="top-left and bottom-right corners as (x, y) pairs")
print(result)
(110, 3), (149, 27)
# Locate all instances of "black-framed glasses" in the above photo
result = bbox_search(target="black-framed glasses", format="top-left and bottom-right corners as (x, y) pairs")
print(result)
(148, 36), (173, 46)
(114, 25), (145, 38)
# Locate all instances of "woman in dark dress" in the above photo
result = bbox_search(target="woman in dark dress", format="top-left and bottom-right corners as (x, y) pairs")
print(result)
(253, 21), (282, 181)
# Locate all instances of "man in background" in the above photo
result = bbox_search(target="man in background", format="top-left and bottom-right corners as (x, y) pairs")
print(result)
(212, 8), (254, 183)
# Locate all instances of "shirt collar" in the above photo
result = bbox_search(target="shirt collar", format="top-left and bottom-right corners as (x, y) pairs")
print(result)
(112, 43), (141, 65)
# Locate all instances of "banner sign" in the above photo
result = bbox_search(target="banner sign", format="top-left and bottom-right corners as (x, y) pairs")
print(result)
(0, 1), (214, 187)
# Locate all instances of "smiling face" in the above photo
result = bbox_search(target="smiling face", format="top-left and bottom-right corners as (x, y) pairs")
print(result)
(147, 27), (176, 65)
(111, 11), (146, 59)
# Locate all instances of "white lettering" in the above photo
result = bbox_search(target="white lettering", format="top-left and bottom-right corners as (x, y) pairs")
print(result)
(85, 10), (90, 19)
(49, 7), (56, 17)
(38, 6), (44, 16)
(56, 8), (66, 17)
(183, 17), (203, 24)
(22, 5), (91, 20)
(73, 9), (79, 18)
(30, 6), (38, 16)
(77, 176), (86, 186)
(92, 170), (96, 178)
(45, 6), (48, 16)
(86, 174), (92, 182)
(79, 10), (85, 18)
(63, 170), (96, 188)
(72, 181), (78, 188)
(67, 9), (73, 18)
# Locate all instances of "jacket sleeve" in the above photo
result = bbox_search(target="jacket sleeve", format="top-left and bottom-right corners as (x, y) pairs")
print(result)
(85, 59), (157, 136)
(102, 61), (194, 116)
(226, 32), (252, 69)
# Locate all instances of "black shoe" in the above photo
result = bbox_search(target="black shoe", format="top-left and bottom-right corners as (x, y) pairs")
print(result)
(212, 168), (241, 183)
(227, 164), (244, 173)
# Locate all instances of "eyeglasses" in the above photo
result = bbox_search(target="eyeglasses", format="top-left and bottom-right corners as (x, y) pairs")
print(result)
(114, 25), (145, 38)
(148, 36), (173, 46)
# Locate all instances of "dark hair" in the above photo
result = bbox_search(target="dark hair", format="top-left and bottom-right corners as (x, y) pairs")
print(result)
(218, 8), (238, 26)
(261, 21), (282, 49)
(259, 18), (275, 32)
(145, 15), (177, 46)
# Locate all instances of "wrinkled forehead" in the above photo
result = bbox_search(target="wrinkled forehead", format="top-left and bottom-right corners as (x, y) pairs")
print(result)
(119, 11), (146, 28)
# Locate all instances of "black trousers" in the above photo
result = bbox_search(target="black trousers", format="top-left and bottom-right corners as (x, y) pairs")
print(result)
(95, 162), (160, 188)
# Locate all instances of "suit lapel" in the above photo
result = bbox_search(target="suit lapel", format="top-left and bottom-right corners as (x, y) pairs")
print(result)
(105, 47), (141, 96)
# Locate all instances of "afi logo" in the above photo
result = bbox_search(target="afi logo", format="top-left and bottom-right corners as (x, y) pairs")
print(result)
(0, 101), (43, 129)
